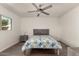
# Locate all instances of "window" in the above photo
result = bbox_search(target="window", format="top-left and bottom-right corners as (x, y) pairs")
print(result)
(0, 15), (12, 30)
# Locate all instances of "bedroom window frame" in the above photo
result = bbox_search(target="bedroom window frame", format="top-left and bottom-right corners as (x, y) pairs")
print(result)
(0, 15), (12, 31)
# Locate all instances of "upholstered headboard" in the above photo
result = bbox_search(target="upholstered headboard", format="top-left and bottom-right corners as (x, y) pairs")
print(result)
(33, 29), (49, 35)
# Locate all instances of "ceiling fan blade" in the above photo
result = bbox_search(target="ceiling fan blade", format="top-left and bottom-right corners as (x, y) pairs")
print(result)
(37, 13), (40, 16)
(41, 11), (50, 15)
(39, 4), (42, 7)
(28, 10), (36, 13)
(28, 10), (39, 13)
(42, 5), (52, 10)
(32, 3), (38, 9)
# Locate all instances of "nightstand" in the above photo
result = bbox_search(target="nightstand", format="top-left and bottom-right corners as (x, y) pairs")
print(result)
(20, 35), (28, 42)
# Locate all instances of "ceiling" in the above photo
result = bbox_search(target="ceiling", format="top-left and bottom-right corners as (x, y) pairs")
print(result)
(1, 3), (79, 17)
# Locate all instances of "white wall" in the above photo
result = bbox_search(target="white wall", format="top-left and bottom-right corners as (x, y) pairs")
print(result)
(21, 17), (61, 40)
(0, 5), (20, 52)
(60, 6), (79, 47)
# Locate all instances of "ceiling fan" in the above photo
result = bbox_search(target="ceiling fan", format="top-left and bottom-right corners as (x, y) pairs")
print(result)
(28, 3), (52, 16)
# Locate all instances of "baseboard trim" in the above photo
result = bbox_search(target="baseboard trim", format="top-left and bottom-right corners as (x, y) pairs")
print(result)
(0, 40), (19, 52)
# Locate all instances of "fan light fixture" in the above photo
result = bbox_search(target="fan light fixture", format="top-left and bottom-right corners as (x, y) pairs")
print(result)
(28, 3), (52, 17)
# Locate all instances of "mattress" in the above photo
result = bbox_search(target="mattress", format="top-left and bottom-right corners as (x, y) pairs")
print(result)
(22, 35), (62, 52)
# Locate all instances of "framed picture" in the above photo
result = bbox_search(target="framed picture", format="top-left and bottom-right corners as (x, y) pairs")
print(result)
(0, 15), (12, 30)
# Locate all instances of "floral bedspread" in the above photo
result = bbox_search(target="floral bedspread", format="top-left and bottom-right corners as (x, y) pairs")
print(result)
(22, 35), (62, 52)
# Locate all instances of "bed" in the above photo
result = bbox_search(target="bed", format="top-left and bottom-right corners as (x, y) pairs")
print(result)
(22, 29), (62, 55)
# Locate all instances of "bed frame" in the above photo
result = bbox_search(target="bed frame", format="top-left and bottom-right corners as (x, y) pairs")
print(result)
(23, 29), (60, 56)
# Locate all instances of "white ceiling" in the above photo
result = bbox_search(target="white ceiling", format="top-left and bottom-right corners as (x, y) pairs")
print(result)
(1, 3), (79, 17)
